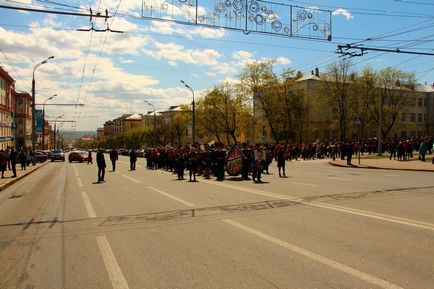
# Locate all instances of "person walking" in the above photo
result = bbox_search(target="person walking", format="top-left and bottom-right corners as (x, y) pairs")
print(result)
(187, 147), (198, 182)
(9, 148), (17, 178)
(109, 148), (119, 171)
(129, 149), (137, 171)
(252, 151), (266, 183)
(0, 150), (7, 178)
(419, 141), (427, 162)
(276, 146), (286, 178)
(96, 149), (106, 183)
(5, 147), (11, 171)
(87, 150), (93, 164)
(18, 149), (27, 170)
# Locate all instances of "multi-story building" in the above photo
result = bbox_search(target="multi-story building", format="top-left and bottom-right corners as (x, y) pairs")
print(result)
(123, 113), (144, 131)
(252, 73), (434, 143)
(14, 91), (32, 149)
(113, 114), (132, 136)
(0, 66), (16, 150)
(103, 120), (114, 139)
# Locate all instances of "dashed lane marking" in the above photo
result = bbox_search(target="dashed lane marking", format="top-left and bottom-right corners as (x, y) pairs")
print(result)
(121, 174), (141, 184)
(96, 235), (130, 289)
(203, 180), (434, 232)
(292, 182), (319, 187)
(81, 191), (97, 218)
(148, 186), (195, 207)
(224, 219), (404, 289)
(77, 177), (84, 188)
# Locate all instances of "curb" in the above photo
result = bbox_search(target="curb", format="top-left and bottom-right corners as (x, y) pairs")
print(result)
(0, 161), (49, 192)
(328, 161), (434, 172)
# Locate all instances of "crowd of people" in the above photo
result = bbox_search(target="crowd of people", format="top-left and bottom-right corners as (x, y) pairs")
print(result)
(0, 147), (36, 179)
(94, 136), (434, 183)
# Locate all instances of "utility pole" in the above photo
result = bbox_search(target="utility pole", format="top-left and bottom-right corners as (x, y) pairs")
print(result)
(180, 80), (195, 145)
(42, 94), (56, 150)
(32, 56), (54, 152)
(144, 101), (156, 147)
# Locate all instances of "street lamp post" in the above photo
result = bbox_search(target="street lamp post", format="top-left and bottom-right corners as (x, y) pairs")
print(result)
(144, 101), (156, 148)
(42, 94), (56, 150)
(53, 114), (63, 150)
(32, 56), (54, 152)
(180, 80), (195, 145)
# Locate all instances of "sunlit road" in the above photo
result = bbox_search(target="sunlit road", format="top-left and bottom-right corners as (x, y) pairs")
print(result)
(1, 155), (433, 289)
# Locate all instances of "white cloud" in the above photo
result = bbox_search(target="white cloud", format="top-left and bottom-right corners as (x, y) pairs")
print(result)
(332, 9), (354, 20)
(276, 57), (291, 65)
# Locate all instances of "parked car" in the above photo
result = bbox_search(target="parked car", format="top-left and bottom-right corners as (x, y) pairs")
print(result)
(68, 151), (89, 163)
(35, 152), (48, 163)
(51, 149), (65, 162)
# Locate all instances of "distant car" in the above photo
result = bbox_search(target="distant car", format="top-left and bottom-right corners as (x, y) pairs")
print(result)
(68, 151), (89, 163)
(51, 149), (65, 162)
(136, 149), (145, 157)
(35, 152), (48, 163)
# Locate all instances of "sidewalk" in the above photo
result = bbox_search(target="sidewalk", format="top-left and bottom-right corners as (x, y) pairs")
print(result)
(329, 157), (434, 172)
(0, 161), (49, 191)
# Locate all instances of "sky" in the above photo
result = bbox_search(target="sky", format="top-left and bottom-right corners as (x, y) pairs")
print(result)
(0, 0), (433, 131)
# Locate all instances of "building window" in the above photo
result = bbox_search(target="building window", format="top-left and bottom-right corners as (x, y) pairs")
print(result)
(18, 119), (23, 124)
(418, 98), (422, 107)
(423, 98), (427, 107)
(19, 129), (23, 135)
(417, 114), (423, 122)
(417, 131), (424, 137)
(18, 98), (23, 104)
(410, 113), (416, 122)
(410, 131), (416, 137)
(401, 131), (406, 138)
(424, 114), (427, 122)
(401, 113), (407, 122)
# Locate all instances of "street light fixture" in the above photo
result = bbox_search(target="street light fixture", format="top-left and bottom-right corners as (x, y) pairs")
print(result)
(32, 55), (54, 152)
(144, 100), (157, 148)
(42, 94), (57, 150)
(53, 114), (63, 150)
(180, 80), (195, 145)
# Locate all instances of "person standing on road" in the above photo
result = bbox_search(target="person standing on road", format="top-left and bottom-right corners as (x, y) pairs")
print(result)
(9, 148), (17, 178)
(187, 147), (198, 182)
(87, 150), (93, 165)
(276, 146), (286, 178)
(129, 149), (137, 171)
(96, 149), (106, 183)
(0, 150), (7, 178)
(109, 148), (119, 171)
(419, 141), (427, 162)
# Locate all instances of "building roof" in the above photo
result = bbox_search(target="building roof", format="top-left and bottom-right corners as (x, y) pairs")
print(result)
(296, 74), (321, 82)
(125, 113), (143, 120)
(0, 66), (15, 84)
(415, 84), (434, 93)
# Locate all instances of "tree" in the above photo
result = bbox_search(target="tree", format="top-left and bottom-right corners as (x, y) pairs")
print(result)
(238, 60), (286, 143)
(320, 59), (354, 141)
(375, 67), (415, 139)
(169, 109), (190, 146)
(197, 83), (248, 145)
(352, 66), (378, 138)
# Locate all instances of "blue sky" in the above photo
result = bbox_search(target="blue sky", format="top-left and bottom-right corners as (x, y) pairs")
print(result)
(0, 0), (433, 131)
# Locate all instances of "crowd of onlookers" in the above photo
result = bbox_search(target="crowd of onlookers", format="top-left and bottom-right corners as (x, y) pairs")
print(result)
(0, 147), (37, 178)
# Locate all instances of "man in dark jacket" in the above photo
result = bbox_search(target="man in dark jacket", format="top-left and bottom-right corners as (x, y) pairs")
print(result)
(129, 149), (137, 171)
(96, 149), (106, 183)
(109, 149), (119, 171)
(9, 148), (17, 178)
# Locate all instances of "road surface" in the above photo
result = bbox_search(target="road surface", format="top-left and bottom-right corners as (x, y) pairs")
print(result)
(0, 155), (433, 289)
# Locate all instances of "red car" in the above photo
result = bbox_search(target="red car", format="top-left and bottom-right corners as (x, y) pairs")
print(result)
(68, 151), (89, 163)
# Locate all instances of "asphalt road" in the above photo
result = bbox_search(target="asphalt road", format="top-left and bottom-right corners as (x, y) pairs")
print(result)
(0, 155), (433, 289)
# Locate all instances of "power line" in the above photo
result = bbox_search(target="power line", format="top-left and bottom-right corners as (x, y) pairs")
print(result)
(337, 44), (434, 57)
(0, 48), (25, 82)
(0, 4), (111, 19)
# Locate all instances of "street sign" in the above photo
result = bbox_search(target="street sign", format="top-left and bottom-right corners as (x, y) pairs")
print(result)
(354, 117), (362, 126)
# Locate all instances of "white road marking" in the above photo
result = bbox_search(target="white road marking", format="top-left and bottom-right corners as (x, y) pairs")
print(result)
(383, 174), (400, 177)
(72, 164), (79, 177)
(77, 177), (84, 188)
(96, 236), (130, 289)
(204, 180), (434, 232)
(292, 182), (319, 187)
(224, 219), (404, 289)
(121, 174), (141, 184)
(326, 176), (353, 182)
(148, 186), (195, 207)
(81, 191), (97, 218)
